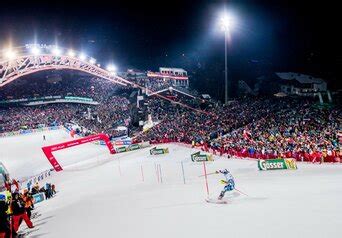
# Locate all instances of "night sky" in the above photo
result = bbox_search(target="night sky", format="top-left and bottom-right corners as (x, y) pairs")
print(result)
(0, 0), (340, 96)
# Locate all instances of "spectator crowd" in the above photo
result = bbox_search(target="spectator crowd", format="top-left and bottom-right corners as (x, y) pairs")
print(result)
(0, 76), (131, 138)
(0, 75), (340, 162)
(0, 178), (56, 237)
(137, 96), (341, 163)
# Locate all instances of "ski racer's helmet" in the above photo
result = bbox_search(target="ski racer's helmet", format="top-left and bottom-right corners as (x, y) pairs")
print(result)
(221, 169), (229, 174)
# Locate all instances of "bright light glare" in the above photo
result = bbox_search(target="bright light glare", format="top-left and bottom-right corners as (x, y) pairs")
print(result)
(220, 12), (235, 32)
(31, 47), (41, 55)
(79, 53), (86, 61)
(67, 49), (75, 57)
(89, 58), (96, 64)
(52, 47), (62, 56)
(4, 49), (17, 59)
(106, 64), (116, 72)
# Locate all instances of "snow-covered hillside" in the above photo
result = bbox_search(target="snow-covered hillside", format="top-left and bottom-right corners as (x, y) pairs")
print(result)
(1, 131), (342, 238)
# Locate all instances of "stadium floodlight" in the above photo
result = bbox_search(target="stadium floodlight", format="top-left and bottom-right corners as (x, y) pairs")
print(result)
(4, 49), (17, 60)
(51, 47), (62, 56)
(67, 49), (76, 57)
(31, 47), (41, 56)
(89, 58), (96, 64)
(106, 64), (117, 76)
(218, 10), (236, 105)
(219, 12), (235, 32)
(97, 63), (101, 67)
(106, 64), (116, 72)
(79, 53), (86, 61)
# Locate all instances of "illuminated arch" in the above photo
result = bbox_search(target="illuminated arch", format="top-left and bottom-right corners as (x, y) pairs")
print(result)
(0, 45), (127, 87)
(0, 44), (206, 113)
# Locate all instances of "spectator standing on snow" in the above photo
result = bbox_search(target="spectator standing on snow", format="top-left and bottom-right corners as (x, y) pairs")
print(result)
(45, 183), (53, 199)
(51, 184), (56, 195)
(0, 195), (10, 238)
(31, 183), (40, 195)
(11, 193), (34, 233)
(22, 191), (34, 219)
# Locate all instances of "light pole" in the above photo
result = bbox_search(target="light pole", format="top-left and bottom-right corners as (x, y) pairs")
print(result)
(224, 30), (228, 105)
(220, 13), (234, 105)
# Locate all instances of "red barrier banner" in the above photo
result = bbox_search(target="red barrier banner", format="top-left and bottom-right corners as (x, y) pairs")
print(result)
(42, 133), (115, 172)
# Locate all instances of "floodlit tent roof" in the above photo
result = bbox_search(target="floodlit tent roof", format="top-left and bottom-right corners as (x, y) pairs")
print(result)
(276, 72), (325, 84)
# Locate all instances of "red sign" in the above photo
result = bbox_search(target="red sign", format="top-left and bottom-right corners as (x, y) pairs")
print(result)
(42, 133), (115, 172)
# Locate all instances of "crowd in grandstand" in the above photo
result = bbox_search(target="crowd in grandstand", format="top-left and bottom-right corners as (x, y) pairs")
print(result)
(73, 96), (131, 137)
(139, 97), (289, 142)
(0, 74), (340, 162)
(0, 76), (131, 138)
(0, 104), (79, 133)
(0, 97), (130, 138)
(216, 102), (340, 162)
(0, 76), (120, 102)
(145, 78), (174, 93)
(137, 97), (341, 162)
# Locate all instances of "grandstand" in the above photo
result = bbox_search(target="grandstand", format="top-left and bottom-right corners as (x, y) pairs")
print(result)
(0, 55), (341, 163)
(0, 43), (340, 238)
(0, 1), (341, 237)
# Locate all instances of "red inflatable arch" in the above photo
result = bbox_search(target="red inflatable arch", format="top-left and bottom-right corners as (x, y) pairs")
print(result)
(42, 133), (115, 172)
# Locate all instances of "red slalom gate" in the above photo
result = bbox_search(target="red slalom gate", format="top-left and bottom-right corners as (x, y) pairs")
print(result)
(42, 133), (115, 172)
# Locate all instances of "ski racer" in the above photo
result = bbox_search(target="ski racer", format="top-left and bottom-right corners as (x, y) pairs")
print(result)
(215, 169), (235, 200)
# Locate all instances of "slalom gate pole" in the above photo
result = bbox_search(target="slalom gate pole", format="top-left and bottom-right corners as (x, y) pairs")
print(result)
(155, 163), (160, 183)
(159, 164), (163, 183)
(141, 165), (144, 182)
(234, 188), (249, 197)
(181, 162), (186, 184)
(203, 161), (210, 197)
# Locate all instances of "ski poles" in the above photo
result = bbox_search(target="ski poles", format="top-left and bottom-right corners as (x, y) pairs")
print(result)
(198, 172), (217, 177)
(234, 188), (249, 197)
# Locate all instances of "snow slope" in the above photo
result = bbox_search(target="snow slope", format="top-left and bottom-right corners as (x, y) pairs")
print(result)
(1, 132), (342, 238)
(0, 129), (109, 178)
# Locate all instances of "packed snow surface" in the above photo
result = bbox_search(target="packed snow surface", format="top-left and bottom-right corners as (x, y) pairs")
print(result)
(1, 130), (342, 238)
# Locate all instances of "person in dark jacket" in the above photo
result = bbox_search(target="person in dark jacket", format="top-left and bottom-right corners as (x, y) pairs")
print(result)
(45, 183), (52, 199)
(51, 184), (56, 195)
(11, 193), (34, 233)
(31, 183), (40, 195)
(0, 197), (10, 238)
(22, 191), (34, 219)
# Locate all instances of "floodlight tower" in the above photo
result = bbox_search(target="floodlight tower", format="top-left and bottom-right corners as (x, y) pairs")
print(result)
(106, 64), (117, 76)
(219, 12), (235, 104)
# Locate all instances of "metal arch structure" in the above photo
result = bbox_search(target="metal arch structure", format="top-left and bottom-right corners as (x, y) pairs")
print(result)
(0, 46), (127, 88)
(0, 44), (208, 114)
